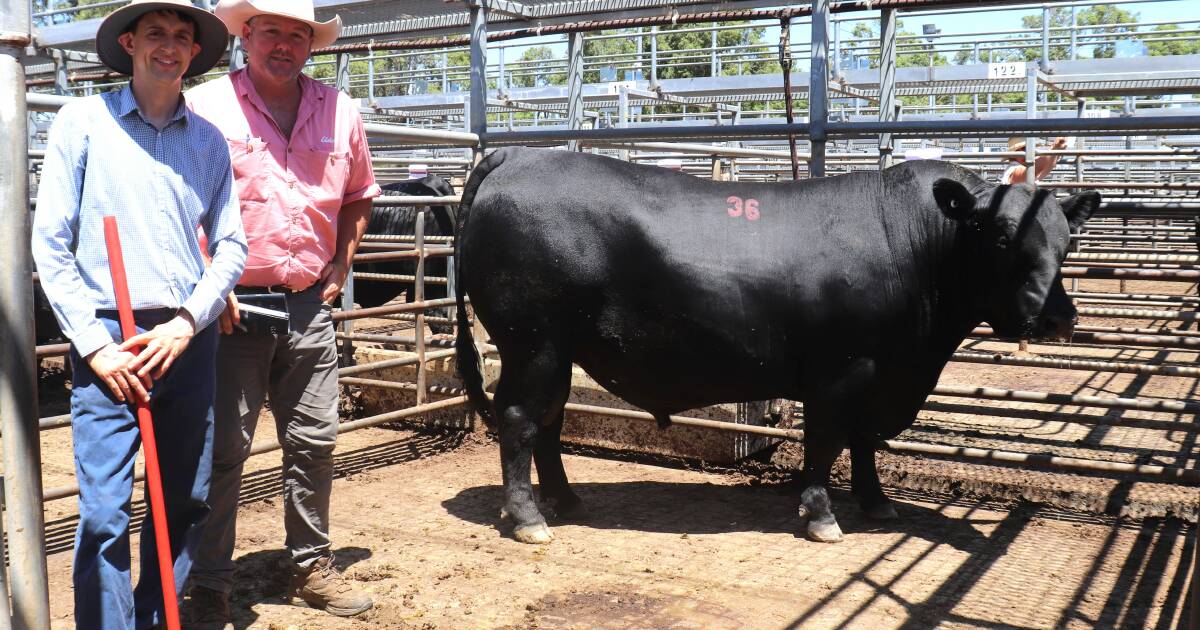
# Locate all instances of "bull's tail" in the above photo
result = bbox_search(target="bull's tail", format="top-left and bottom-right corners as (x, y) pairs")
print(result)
(454, 148), (512, 431)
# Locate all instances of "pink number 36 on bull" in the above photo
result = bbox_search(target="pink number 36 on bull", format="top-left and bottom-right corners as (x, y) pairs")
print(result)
(726, 196), (760, 221)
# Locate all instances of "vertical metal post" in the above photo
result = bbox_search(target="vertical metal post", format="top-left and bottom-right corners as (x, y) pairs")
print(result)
(971, 43), (979, 116)
(1025, 64), (1037, 186)
(367, 46), (375, 101)
(1069, 6), (1078, 60)
(1074, 99), (1085, 189)
(650, 26), (658, 87)
(335, 52), (350, 94)
(566, 31), (584, 152)
(1041, 5), (1051, 72)
(636, 29), (644, 79)
(414, 210), (427, 407)
(878, 8), (897, 170)
(809, 0), (829, 178)
(441, 51), (449, 94)
(0, 0), (51, 627)
(497, 46), (505, 97)
(230, 37), (245, 71)
(469, 1), (488, 152)
(832, 18), (841, 80)
(52, 49), (68, 95)
(617, 87), (630, 162)
(710, 24), (718, 76)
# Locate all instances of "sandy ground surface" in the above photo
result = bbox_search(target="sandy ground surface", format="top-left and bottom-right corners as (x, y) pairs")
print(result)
(37, 425), (1196, 629)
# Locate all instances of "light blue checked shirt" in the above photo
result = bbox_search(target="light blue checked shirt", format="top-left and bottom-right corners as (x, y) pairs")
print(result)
(32, 85), (247, 358)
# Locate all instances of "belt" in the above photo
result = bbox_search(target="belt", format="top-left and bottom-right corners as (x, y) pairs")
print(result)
(234, 284), (311, 296)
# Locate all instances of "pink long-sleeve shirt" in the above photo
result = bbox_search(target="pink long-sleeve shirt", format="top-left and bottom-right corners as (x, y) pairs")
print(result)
(187, 68), (380, 290)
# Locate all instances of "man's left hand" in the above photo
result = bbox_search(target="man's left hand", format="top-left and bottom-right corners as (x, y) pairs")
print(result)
(121, 312), (196, 381)
(317, 260), (349, 305)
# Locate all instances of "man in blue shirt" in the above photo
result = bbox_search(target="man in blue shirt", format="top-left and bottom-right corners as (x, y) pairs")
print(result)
(31, 1), (245, 628)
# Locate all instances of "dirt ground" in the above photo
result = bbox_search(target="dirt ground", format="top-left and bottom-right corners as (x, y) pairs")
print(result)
(37, 424), (1196, 629)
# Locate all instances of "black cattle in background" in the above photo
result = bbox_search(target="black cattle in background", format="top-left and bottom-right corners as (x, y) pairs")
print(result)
(355, 175), (457, 334)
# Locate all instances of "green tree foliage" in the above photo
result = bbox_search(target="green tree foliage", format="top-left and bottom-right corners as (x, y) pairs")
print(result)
(580, 23), (770, 83)
(843, 21), (948, 70)
(1142, 24), (1200, 56)
(507, 46), (566, 88)
(33, 0), (120, 24)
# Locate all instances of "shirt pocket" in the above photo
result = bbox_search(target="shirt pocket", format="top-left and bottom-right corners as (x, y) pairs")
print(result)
(295, 148), (351, 210)
(227, 138), (271, 203)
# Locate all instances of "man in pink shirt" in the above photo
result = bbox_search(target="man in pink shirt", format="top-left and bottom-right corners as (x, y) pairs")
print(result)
(185, 0), (379, 625)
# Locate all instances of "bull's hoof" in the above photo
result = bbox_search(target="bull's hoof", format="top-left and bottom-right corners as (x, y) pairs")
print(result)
(863, 501), (899, 521)
(864, 499), (902, 518)
(513, 522), (554, 544)
(548, 496), (586, 521)
(806, 517), (844, 543)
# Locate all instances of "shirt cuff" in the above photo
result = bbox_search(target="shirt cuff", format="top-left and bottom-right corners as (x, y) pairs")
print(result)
(342, 183), (381, 206)
(180, 291), (219, 334)
(72, 321), (116, 359)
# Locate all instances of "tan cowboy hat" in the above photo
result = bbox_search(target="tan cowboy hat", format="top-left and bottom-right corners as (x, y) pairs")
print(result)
(215, 0), (342, 50)
(96, 0), (229, 78)
(1006, 136), (1028, 152)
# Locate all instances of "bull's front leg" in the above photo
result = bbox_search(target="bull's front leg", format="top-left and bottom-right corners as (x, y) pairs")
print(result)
(850, 434), (898, 520)
(798, 425), (847, 543)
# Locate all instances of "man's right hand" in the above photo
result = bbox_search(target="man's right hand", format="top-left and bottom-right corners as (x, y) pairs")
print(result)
(218, 293), (241, 335)
(86, 343), (150, 404)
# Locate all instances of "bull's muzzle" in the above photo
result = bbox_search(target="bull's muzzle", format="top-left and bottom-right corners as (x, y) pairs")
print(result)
(1033, 311), (1076, 342)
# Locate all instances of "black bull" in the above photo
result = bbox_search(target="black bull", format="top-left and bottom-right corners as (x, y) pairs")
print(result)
(455, 147), (1099, 544)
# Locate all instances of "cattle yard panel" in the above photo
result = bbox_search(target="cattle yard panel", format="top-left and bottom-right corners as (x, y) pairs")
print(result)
(9, 0), (1200, 625)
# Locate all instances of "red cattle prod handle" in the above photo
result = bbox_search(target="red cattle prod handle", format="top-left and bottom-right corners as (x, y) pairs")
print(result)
(102, 216), (181, 630)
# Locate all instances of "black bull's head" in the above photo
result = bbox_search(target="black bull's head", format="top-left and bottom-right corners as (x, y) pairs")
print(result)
(933, 178), (1101, 342)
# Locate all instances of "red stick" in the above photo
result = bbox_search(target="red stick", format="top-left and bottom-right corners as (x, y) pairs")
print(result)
(102, 216), (181, 630)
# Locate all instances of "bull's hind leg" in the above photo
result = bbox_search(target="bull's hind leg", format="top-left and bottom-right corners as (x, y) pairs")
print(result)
(534, 411), (584, 519)
(850, 435), (898, 520)
(494, 342), (572, 544)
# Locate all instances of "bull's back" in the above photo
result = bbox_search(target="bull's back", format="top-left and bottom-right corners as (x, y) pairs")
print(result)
(459, 148), (918, 410)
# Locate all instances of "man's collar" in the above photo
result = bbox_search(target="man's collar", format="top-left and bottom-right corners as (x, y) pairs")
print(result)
(118, 82), (190, 127)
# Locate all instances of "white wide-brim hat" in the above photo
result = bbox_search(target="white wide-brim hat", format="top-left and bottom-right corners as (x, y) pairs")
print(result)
(215, 0), (341, 50)
(96, 0), (230, 78)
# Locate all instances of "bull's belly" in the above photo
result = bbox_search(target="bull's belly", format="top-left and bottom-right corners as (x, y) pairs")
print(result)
(571, 344), (799, 415)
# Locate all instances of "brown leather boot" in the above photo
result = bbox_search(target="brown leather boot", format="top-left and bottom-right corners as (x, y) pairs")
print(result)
(181, 585), (234, 630)
(287, 555), (373, 617)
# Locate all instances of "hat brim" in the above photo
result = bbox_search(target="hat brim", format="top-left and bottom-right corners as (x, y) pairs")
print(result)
(215, 0), (341, 51)
(97, 3), (230, 79)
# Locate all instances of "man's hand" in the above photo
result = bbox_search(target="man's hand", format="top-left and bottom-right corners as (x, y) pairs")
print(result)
(317, 259), (349, 305)
(1051, 136), (1070, 150)
(218, 293), (241, 335)
(120, 312), (196, 381)
(86, 343), (149, 404)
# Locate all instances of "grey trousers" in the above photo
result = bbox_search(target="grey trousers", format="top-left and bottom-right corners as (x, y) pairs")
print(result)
(189, 287), (339, 595)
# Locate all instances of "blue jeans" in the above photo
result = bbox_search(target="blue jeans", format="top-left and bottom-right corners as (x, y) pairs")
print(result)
(69, 309), (217, 630)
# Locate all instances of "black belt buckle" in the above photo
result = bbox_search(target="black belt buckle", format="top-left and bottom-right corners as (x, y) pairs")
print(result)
(235, 292), (290, 335)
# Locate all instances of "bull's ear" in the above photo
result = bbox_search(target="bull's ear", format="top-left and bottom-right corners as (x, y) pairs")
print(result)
(1061, 191), (1100, 231)
(932, 178), (977, 221)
